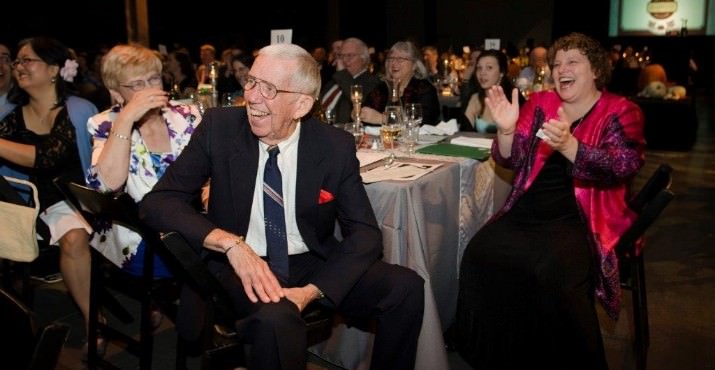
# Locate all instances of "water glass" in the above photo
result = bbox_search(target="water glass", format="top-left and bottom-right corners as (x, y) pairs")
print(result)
(403, 121), (419, 156)
(345, 122), (364, 149)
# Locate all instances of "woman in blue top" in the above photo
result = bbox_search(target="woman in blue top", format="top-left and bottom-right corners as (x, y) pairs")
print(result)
(0, 36), (97, 346)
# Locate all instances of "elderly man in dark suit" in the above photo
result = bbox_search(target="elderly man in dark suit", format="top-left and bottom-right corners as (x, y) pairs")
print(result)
(140, 43), (424, 370)
(319, 37), (380, 124)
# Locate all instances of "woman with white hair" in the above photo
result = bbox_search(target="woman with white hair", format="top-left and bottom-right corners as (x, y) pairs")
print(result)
(361, 41), (440, 125)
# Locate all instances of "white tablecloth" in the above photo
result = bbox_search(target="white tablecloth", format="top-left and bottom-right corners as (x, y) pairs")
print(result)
(309, 152), (497, 370)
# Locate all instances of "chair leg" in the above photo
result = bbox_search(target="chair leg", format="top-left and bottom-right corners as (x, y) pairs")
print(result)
(631, 254), (649, 370)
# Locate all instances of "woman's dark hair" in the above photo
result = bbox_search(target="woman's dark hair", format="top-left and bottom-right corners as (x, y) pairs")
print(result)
(548, 32), (612, 89)
(231, 53), (254, 69)
(472, 49), (514, 115)
(9, 37), (75, 106)
(172, 51), (196, 81)
(462, 50), (516, 118)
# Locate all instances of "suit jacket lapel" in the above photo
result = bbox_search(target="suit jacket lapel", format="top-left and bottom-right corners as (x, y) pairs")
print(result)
(229, 120), (259, 234)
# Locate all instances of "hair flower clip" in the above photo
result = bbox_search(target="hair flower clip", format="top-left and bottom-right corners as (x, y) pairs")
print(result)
(60, 59), (79, 82)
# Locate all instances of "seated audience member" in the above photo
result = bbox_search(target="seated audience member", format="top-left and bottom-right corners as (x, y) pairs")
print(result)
(362, 41), (440, 125)
(86, 43), (203, 277)
(225, 53), (254, 106)
(318, 37), (380, 124)
(196, 43), (217, 85)
(461, 50), (520, 132)
(139, 43), (425, 370)
(518, 45), (552, 91)
(0, 43), (15, 120)
(422, 45), (441, 84)
(166, 51), (198, 99)
(455, 32), (645, 369)
(0, 36), (97, 354)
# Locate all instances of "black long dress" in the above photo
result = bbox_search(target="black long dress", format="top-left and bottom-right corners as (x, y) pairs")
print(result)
(455, 151), (608, 370)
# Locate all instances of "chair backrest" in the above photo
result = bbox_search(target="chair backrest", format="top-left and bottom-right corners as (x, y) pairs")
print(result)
(617, 164), (675, 256)
(628, 163), (673, 213)
(65, 182), (171, 276)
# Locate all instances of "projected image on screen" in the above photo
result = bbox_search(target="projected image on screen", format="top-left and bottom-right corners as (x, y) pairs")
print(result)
(609, 0), (714, 36)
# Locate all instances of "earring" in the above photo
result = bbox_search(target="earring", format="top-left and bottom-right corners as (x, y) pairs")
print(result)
(51, 76), (57, 83)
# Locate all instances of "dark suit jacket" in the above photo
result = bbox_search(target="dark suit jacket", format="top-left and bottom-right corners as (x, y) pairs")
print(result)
(140, 107), (382, 317)
(320, 69), (380, 124)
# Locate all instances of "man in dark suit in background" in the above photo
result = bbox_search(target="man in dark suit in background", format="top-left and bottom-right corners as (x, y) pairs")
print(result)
(319, 37), (380, 124)
(140, 43), (424, 370)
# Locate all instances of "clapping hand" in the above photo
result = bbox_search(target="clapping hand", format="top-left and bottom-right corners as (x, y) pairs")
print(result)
(541, 106), (577, 155)
(485, 86), (520, 134)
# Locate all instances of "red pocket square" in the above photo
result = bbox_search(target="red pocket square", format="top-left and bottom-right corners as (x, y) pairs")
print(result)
(318, 189), (334, 204)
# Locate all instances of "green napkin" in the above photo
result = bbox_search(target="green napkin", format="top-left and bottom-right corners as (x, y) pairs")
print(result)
(416, 143), (490, 161)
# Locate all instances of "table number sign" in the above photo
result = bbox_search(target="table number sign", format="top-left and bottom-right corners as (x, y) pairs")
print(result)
(271, 29), (293, 44)
(485, 38), (500, 51)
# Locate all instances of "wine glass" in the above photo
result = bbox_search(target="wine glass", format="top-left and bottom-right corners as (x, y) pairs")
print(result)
(381, 106), (403, 151)
(350, 84), (363, 103)
(405, 103), (423, 126)
(350, 84), (363, 128)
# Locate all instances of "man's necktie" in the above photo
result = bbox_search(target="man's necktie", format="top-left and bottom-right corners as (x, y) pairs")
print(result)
(263, 146), (289, 282)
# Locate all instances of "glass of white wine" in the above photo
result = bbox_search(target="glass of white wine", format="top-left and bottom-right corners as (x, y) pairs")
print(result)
(381, 106), (403, 151)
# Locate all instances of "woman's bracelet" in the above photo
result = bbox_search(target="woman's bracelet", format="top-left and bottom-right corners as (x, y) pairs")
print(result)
(498, 128), (514, 136)
(110, 130), (130, 141)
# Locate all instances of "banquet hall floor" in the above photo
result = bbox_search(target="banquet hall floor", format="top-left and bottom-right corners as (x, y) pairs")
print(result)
(15, 92), (715, 370)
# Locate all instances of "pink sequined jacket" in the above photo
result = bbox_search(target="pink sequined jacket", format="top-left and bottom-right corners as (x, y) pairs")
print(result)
(491, 90), (645, 319)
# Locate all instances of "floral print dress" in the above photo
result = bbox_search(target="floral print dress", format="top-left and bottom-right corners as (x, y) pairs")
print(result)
(86, 102), (201, 273)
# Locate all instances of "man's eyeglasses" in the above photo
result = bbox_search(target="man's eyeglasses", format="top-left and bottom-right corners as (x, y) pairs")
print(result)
(0, 55), (11, 66)
(11, 57), (44, 68)
(386, 57), (412, 64)
(120, 75), (163, 91)
(244, 76), (311, 100)
(338, 53), (359, 60)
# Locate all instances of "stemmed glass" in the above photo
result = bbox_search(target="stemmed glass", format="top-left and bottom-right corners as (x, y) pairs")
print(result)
(350, 84), (363, 128)
(405, 103), (423, 126)
(381, 106), (403, 151)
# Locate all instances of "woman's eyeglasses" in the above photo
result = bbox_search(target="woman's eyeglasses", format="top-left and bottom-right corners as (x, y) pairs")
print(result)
(11, 57), (44, 68)
(120, 75), (163, 91)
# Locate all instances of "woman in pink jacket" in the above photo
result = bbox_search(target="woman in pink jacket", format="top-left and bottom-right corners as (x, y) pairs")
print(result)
(456, 33), (645, 369)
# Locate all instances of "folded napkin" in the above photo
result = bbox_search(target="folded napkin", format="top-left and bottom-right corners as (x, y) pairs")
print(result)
(419, 119), (459, 136)
(364, 125), (381, 136)
(416, 143), (490, 161)
(450, 136), (494, 149)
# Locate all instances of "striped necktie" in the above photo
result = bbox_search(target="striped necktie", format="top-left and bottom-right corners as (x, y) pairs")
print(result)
(263, 146), (289, 282)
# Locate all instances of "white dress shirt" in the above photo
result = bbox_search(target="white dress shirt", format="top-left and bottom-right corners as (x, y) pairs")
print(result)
(245, 122), (309, 256)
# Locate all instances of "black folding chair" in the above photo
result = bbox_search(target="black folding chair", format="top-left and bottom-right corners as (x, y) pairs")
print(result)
(617, 163), (674, 370)
(63, 182), (179, 370)
(0, 287), (69, 370)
